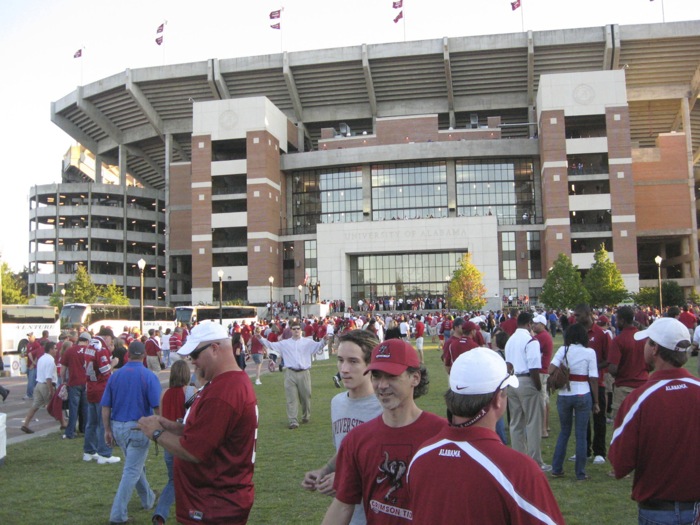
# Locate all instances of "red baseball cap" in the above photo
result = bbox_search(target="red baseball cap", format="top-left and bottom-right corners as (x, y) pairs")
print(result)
(364, 339), (420, 376)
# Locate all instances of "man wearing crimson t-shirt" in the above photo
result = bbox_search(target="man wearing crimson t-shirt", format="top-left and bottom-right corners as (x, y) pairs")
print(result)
(609, 317), (700, 525)
(139, 321), (258, 525)
(321, 339), (445, 524)
(407, 348), (564, 525)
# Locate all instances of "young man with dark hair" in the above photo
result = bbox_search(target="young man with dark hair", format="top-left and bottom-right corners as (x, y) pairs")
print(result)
(303, 329), (383, 525)
(407, 348), (565, 524)
(322, 339), (444, 524)
(609, 317), (700, 525)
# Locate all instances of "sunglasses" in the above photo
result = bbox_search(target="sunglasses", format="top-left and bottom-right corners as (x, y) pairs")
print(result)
(189, 342), (215, 361)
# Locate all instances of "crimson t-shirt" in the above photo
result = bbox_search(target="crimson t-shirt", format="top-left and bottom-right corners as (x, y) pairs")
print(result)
(60, 344), (87, 387)
(176, 370), (258, 524)
(334, 411), (446, 523)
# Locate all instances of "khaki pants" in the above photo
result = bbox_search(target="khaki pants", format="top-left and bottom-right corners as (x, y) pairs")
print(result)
(146, 356), (161, 374)
(284, 368), (311, 425)
(508, 376), (544, 466)
(611, 385), (635, 421)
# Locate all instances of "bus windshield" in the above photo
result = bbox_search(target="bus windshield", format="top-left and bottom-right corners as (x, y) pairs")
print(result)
(174, 306), (257, 327)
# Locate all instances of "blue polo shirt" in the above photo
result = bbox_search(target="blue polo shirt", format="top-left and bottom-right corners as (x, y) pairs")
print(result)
(101, 360), (161, 422)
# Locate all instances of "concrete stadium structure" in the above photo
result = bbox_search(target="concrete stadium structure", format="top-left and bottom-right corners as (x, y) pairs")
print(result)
(44, 21), (700, 309)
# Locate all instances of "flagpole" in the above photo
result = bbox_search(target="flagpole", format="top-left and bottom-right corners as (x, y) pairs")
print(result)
(520, 1), (525, 32)
(162, 21), (167, 65)
(403, 4), (406, 42)
(80, 47), (84, 86)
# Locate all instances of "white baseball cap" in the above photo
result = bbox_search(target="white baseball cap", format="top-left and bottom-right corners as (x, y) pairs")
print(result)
(178, 321), (230, 356)
(633, 317), (691, 352)
(532, 314), (548, 325)
(449, 347), (519, 395)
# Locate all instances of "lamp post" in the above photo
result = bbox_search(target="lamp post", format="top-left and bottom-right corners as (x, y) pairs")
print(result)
(217, 269), (224, 325)
(138, 258), (146, 334)
(268, 276), (274, 319)
(61, 288), (66, 308)
(655, 255), (663, 312)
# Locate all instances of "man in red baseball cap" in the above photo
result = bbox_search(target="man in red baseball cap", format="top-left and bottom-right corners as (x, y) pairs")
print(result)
(322, 339), (446, 524)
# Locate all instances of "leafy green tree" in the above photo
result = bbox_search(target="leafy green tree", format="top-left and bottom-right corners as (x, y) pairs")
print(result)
(631, 280), (684, 309)
(99, 280), (130, 305)
(583, 244), (628, 307)
(447, 253), (487, 311)
(64, 264), (100, 304)
(1, 262), (28, 304)
(539, 253), (590, 310)
(688, 289), (700, 306)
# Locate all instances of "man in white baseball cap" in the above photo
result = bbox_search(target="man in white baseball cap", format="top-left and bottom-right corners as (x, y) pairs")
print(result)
(406, 348), (564, 524)
(609, 317), (700, 525)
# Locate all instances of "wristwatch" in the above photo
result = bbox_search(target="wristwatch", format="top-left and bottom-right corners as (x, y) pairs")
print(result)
(152, 429), (164, 443)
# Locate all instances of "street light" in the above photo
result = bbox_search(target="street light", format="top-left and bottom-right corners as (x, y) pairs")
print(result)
(138, 258), (146, 333)
(655, 255), (663, 312)
(268, 276), (274, 318)
(217, 269), (224, 325)
(61, 288), (66, 308)
(298, 284), (303, 309)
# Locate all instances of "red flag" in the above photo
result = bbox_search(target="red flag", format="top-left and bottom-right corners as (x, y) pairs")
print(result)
(156, 23), (164, 33)
(270, 9), (281, 19)
(511, 0), (521, 10)
(155, 35), (163, 45)
(393, 10), (403, 23)
(393, 0), (403, 8)
(270, 22), (281, 29)
(73, 49), (82, 58)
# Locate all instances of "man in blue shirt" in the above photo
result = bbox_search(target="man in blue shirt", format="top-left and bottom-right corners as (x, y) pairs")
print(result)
(101, 341), (161, 525)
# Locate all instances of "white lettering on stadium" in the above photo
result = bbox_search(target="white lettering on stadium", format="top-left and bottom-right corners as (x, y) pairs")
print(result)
(438, 448), (461, 458)
(343, 228), (468, 243)
(369, 499), (413, 520)
(665, 384), (688, 391)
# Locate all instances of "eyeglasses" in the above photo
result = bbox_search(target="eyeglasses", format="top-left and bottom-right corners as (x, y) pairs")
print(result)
(188, 342), (214, 361)
(292, 327), (302, 330)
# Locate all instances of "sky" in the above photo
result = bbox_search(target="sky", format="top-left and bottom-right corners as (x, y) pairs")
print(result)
(0, 0), (698, 271)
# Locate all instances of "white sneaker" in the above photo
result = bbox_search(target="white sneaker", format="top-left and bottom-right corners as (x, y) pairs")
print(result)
(82, 453), (99, 462)
(540, 464), (553, 472)
(593, 455), (606, 465)
(97, 455), (121, 464)
(568, 455), (576, 462)
(255, 379), (262, 385)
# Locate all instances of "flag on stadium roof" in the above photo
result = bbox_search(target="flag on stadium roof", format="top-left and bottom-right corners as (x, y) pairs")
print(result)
(73, 48), (82, 58)
(511, 0), (521, 10)
(270, 9), (282, 19)
(271, 22), (281, 29)
(393, 0), (403, 8)
(394, 10), (404, 23)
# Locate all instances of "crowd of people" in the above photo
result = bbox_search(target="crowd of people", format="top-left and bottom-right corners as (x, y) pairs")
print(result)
(9, 299), (700, 524)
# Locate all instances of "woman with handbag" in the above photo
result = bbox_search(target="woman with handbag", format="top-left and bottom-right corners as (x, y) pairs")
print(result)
(549, 323), (600, 481)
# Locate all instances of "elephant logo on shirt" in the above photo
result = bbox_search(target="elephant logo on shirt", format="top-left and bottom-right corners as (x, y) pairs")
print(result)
(376, 451), (408, 503)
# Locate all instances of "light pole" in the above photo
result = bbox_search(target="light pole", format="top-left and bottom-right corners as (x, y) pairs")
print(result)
(61, 288), (66, 308)
(298, 284), (303, 305)
(655, 255), (663, 312)
(138, 258), (146, 334)
(217, 269), (224, 325)
(268, 276), (274, 319)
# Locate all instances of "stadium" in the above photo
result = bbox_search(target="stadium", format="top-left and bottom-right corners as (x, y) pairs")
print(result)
(31, 20), (700, 308)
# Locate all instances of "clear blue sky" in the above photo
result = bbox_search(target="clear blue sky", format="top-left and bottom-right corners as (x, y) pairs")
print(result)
(0, 0), (697, 271)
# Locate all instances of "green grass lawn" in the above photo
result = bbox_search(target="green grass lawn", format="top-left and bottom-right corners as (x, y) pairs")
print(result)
(0, 337), (648, 524)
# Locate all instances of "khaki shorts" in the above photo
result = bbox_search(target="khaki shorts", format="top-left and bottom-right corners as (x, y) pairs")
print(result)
(539, 373), (550, 405)
(611, 385), (635, 419)
(32, 382), (52, 409)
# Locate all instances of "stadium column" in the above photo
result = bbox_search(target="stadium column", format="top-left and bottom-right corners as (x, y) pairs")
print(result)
(190, 135), (214, 304)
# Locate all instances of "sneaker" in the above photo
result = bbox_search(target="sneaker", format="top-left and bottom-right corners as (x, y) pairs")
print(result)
(576, 475), (591, 482)
(20, 426), (34, 434)
(288, 422), (299, 430)
(567, 455), (576, 462)
(302, 417), (309, 424)
(97, 455), (121, 464)
(333, 375), (341, 388)
(540, 464), (552, 472)
(593, 455), (606, 465)
(551, 471), (565, 478)
(255, 379), (262, 385)
(83, 453), (99, 462)
(606, 417), (613, 425)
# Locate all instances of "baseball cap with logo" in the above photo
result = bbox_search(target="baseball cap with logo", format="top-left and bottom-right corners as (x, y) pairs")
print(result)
(449, 347), (519, 395)
(364, 339), (420, 376)
(633, 317), (691, 352)
(79, 332), (92, 342)
(178, 321), (230, 356)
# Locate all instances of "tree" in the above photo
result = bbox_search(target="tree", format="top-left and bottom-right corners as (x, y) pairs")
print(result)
(1, 262), (28, 304)
(631, 280), (685, 309)
(65, 264), (100, 304)
(539, 253), (590, 310)
(99, 280), (130, 305)
(583, 244), (628, 307)
(688, 289), (700, 306)
(446, 253), (487, 311)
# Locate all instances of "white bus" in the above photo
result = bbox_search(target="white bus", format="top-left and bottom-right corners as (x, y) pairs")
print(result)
(60, 303), (176, 334)
(1, 305), (60, 353)
(174, 305), (258, 329)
